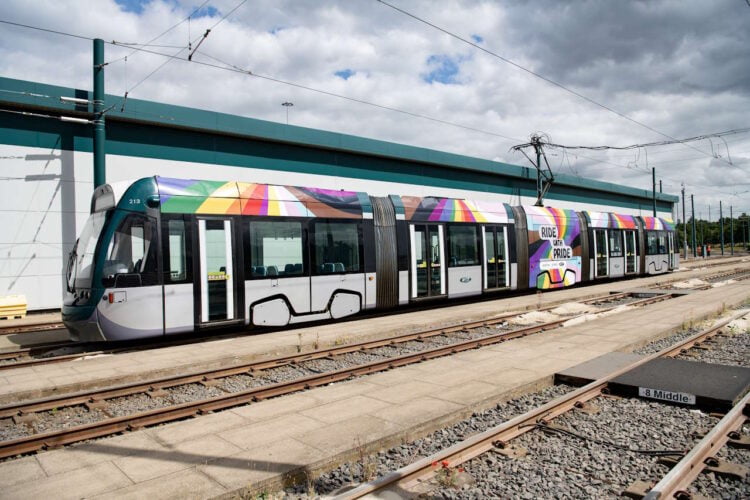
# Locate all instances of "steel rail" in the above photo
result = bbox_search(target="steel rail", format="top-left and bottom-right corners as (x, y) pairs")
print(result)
(335, 310), (749, 499)
(0, 261), (744, 368)
(0, 322), (65, 336)
(0, 317), (570, 459)
(643, 391), (750, 500)
(0, 293), (679, 458)
(0, 290), (636, 372)
(0, 292), (668, 419)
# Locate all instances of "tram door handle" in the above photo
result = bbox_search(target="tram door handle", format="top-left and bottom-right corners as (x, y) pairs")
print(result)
(271, 279), (279, 287)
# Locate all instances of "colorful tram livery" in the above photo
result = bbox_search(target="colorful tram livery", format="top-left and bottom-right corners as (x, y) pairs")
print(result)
(63, 177), (678, 342)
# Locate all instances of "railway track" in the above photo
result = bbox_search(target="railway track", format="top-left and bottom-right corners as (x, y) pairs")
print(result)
(0, 321), (65, 336)
(643, 390), (749, 500)
(334, 310), (749, 499)
(0, 264), (746, 370)
(0, 292), (678, 459)
(0, 289), (648, 372)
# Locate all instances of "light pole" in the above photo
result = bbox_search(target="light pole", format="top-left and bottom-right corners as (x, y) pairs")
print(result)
(281, 101), (293, 125)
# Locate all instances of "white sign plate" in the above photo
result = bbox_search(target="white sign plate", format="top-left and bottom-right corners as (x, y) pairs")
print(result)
(638, 387), (696, 405)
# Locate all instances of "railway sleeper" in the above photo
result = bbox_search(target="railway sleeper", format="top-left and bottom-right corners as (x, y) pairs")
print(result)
(657, 456), (749, 481)
(692, 429), (750, 449)
(489, 443), (527, 459)
(11, 412), (36, 425)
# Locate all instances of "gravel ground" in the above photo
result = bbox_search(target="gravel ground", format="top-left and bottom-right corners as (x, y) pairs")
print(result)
(0, 418), (28, 441)
(0, 321), (543, 440)
(589, 296), (641, 307)
(433, 396), (719, 499)
(633, 310), (749, 368)
(289, 384), (574, 496)
(675, 326), (749, 368)
(0, 405), (108, 441)
(690, 421), (750, 499)
(632, 327), (703, 356)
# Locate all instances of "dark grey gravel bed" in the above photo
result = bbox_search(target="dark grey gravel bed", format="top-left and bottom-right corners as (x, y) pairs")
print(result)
(436, 397), (717, 499)
(690, 421), (750, 499)
(287, 384), (574, 496)
(633, 327), (702, 356)
(633, 313), (749, 369)
(0, 321), (544, 441)
(675, 327), (749, 367)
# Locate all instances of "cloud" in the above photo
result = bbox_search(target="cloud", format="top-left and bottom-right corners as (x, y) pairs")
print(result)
(0, 0), (747, 215)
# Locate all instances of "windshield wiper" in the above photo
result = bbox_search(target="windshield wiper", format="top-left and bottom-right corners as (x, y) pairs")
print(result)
(66, 239), (78, 292)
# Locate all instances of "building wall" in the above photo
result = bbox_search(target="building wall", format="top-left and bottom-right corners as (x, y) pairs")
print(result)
(0, 76), (678, 310)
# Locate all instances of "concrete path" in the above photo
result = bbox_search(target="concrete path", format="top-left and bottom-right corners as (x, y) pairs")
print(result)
(0, 279), (747, 499)
(1, 260), (747, 404)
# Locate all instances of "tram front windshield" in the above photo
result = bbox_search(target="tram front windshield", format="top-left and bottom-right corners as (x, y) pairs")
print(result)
(68, 211), (107, 290)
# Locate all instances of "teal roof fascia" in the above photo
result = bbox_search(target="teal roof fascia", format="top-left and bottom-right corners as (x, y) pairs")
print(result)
(0, 76), (678, 204)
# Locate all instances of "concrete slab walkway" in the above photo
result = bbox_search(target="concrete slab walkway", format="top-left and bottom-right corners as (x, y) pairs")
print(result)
(0, 279), (747, 499)
(0, 260), (747, 404)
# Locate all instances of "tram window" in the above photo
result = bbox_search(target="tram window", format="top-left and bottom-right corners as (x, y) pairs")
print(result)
(646, 231), (658, 255)
(448, 225), (479, 266)
(102, 214), (158, 287)
(165, 219), (190, 283)
(608, 231), (623, 257)
(249, 220), (304, 278)
(313, 221), (361, 274)
(658, 231), (667, 254)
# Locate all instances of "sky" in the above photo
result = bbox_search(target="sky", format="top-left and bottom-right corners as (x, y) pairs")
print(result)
(0, 0), (748, 218)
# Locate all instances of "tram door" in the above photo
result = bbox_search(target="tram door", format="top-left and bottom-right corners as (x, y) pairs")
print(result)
(410, 224), (445, 298)
(483, 226), (508, 289)
(593, 229), (608, 278)
(197, 218), (238, 324)
(668, 232), (675, 269)
(624, 230), (637, 274)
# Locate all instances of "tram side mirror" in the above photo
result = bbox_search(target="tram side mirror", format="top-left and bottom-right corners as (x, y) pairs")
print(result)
(146, 195), (160, 208)
(113, 273), (142, 288)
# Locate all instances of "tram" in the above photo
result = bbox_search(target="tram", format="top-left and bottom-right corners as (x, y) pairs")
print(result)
(63, 176), (677, 341)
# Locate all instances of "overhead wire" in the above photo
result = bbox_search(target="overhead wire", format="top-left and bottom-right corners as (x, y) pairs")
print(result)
(375, 0), (733, 166)
(191, 48), (523, 143)
(540, 128), (750, 152)
(0, 16), (525, 144)
(104, 0), (211, 66)
(0, 19), (93, 41)
(119, 0), (249, 109)
(0, 13), (742, 198)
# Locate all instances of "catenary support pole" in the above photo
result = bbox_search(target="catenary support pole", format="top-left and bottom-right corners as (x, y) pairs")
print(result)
(682, 185), (687, 259)
(691, 195), (697, 258)
(652, 167), (656, 217)
(720, 201), (724, 255)
(730, 206), (734, 256)
(93, 38), (105, 188)
(535, 140), (542, 206)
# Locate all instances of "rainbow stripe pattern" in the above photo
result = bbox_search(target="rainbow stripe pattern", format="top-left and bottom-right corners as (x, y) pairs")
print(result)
(524, 206), (582, 290)
(641, 216), (675, 231)
(156, 177), (367, 218)
(400, 196), (512, 223)
(585, 211), (638, 229)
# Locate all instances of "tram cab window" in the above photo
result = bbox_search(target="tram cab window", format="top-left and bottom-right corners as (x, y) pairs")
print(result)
(102, 214), (158, 287)
(248, 220), (304, 278)
(608, 231), (623, 258)
(313, 221), (361, 274)
(658, 232), (667, 254)
(448, 225), (479, 266)
(646, 231), (659, 255)
(163, 218), (192, 284)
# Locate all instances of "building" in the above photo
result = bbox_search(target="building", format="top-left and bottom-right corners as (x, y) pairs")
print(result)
(0, 75), (677, 310)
